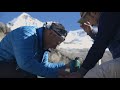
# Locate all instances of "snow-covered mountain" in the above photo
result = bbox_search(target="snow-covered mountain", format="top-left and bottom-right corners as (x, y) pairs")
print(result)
(5, 12), (94, 50)
(7, 12), (43, 30)
(57, 29), (94, 50)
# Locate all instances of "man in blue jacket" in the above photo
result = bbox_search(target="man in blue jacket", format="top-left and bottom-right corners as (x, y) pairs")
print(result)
(0, 22), (68, 78)
(64, 12), (120, 78)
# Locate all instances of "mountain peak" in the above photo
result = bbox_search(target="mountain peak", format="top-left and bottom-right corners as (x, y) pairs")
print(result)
(20, 12), (30, 16)
(18, 12), (31, 19)
(7, 12), (43, 30)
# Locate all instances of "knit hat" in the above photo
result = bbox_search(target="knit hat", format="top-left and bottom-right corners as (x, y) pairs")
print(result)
(44, 21), (68, 38)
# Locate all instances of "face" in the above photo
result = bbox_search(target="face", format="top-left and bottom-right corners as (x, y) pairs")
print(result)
(44, 29), (65, 49)
(80, 12), (100, 26)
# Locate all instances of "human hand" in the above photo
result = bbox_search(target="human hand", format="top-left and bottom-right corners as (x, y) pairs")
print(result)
(58, 69), (82, 78)
(58, 69), (70, 78)
(58, 62), (82, 78)
(80, 21), (93, 35)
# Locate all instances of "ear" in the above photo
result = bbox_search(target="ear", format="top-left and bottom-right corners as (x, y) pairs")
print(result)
(44, 30), (54, 40)
(43, 30), (52, 49)
(47, 30), (53, 34)
(44, 29), (51, 36)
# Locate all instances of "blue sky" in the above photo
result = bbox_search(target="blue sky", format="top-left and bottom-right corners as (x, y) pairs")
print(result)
(0, 12), (81, 31)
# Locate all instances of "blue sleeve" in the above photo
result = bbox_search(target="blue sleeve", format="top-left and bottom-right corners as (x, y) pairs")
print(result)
(40, 51), (66, 77)
(80, 12), (120, 76)
(11, 26), (65, 78)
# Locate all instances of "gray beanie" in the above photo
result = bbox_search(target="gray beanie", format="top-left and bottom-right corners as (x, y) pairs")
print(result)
(44, 21), (68, 38)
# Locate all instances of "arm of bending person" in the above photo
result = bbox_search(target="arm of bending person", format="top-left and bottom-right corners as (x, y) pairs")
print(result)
(11, 26), (66, 78)
(79, 12), (120, 77)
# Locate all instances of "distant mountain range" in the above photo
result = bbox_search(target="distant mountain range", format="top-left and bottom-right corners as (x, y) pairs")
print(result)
(6, 12), (94, 50)
(57, 29), (94, 50)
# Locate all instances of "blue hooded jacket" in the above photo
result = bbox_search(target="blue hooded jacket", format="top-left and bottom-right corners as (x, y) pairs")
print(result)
(0, 26), (65, 78)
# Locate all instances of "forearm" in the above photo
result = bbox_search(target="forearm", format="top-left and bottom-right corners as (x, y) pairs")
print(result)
(78, 67), (88, 77)
(44, 61), (66, 77)
(19, 59), (66, 78)
(15, 51), (66, 78)
(78, 43), (106, 77)
(37, 51), (66, 78)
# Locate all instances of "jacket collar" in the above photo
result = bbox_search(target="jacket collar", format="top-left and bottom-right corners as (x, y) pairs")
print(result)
(36, 27), (44, 50)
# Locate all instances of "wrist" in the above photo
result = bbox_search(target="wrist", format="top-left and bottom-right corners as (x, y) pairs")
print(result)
(87, 27), (94, 35)
(65, 64), (70, 72)
(78, 67), (88, 77)
(66, 63), (70, 68)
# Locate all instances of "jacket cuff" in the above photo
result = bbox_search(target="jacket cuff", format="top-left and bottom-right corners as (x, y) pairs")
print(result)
(78, 67), (88, 77)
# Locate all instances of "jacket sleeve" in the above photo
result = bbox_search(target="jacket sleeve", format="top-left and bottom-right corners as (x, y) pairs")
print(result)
(88, 27), (98, 40)
(11, 26), (65, 78)
(79, 12), (120, 77)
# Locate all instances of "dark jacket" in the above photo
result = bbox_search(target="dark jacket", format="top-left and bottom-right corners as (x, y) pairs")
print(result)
(79, 12), (120, 77)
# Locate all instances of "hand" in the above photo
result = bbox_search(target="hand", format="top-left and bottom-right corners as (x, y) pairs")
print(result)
(80, 21), (93, 35)
(58, 62), (71, 78)
(58, 69), (82, 78)
(58, 69), (70, 78)
(65, 63), (70, 69)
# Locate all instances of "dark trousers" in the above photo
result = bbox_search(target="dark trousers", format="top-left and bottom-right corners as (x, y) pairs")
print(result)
(0, 61), (37, 78)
